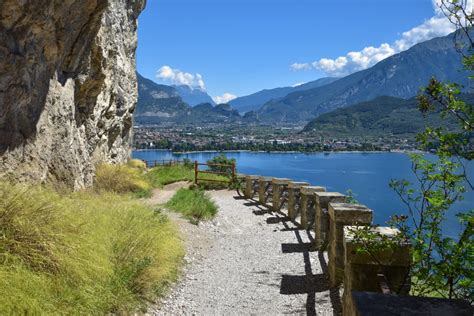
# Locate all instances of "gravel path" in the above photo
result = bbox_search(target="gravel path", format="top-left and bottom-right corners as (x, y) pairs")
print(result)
(147, 181), (191, 205)
(150, 190), (341, 315)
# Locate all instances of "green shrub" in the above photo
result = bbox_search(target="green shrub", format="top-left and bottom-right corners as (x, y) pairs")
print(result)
(95, 163), (151, 197)
(0, 182), (183, 314)
(165, 188), (218, 224)
(206, 154), (236, 175)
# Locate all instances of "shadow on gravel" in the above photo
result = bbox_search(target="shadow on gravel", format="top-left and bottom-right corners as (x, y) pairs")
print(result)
(242, 196), (342, 315)
(280, 274), (328, 294)
(281, 242), (315, 253)
(266, 216), (291, 224)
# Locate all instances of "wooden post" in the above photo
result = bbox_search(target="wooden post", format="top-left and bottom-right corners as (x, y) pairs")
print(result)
(232, 162), (236, 180)
(194, 161), (198, 185)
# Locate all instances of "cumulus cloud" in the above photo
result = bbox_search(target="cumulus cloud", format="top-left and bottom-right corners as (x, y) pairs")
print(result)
(156, 65), (206, 90)
(290, 1), (457, 77)
(213, 93), (237, 104)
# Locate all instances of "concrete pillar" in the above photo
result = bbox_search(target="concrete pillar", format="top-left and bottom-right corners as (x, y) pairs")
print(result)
(287, 182), (309, 220)
(328, 203), (373, 288)
(300, 186), (326, 229)
(272, 178), (290, 212)
(245, 175), (259, 199)
(314, 192), (347, 250)
(258, 176), (273, 206)
(343, 226), (411, 316)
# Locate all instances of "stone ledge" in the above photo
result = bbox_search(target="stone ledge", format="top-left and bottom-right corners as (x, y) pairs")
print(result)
(301, 186), (326, 194)
(328, 203), (373, 223)
(352, 292), (473, 316)
(288, 181), (310, 189)
(344, 226), (411, 267)
(272, 178), (291, 185)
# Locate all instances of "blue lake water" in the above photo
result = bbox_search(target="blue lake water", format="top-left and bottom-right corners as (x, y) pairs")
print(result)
(132, 150), (473, 236)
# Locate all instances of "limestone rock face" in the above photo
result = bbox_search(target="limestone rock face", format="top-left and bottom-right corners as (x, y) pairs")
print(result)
(0, 0), (146, 189)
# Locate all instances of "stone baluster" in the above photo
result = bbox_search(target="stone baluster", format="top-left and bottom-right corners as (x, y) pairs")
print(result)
(287, 182), (310, 220)
(272, 178), (290, 212)
(328, 202), (373, 288)
(314, 192), (347, 250)
(300, 186), (326, 229)
(342, 226), (411, 316)
(258, 176), (273, 206)
(245, 175), (259, 199)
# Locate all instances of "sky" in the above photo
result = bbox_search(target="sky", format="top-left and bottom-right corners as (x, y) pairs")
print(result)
(136, 0), (456, 103)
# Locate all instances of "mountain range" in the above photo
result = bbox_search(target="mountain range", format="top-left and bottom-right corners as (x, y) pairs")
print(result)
(302, 94), (474, 137)
(256, 30), (470, 123)
(135, 30), (471, 132)
(229, 77), (338, 114)
(172, 84), (216, 106)
(135, 73), (255, 125)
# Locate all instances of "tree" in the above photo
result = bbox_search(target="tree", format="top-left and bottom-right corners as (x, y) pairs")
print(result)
(353, 1), (473, 301)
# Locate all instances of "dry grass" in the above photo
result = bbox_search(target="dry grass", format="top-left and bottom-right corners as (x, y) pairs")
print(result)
(95, 163), (151, 197)
(0, 182), (183, 314)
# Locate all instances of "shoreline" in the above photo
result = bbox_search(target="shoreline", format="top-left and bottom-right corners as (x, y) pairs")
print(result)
(132, 149), (426, 155)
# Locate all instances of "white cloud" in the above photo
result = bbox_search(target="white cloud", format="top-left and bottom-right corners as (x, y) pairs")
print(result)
(156, 65), (206, 90)
(290, 1), (457, 77)
(213, 93), (237, 104)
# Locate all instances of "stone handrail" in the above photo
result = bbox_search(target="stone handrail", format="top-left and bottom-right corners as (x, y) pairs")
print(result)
(238, 173), (471, 315)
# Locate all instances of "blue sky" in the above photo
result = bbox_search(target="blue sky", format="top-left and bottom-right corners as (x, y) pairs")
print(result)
(137, 0), (454, 102)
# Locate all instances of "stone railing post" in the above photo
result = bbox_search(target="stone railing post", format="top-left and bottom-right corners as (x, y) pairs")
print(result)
(328, 203), (373, 288)
(300, 186), (326, 229)
(272, 178), (290, 212)
(342, 226), (411, 316)
(287, 182), (310, 220)
(258, 176), (273, 206)
(314, 192), (347, 250)
(245, 175), (259, 199)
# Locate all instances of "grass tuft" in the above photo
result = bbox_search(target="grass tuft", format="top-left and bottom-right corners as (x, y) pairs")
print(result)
(0, 182), (183, 314)
(127, 159), (147, 171)
(165, 188), (218, 224)
(95, 163), (151, 197)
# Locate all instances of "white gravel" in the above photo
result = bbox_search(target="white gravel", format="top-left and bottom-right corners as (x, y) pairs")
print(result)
(150, 190), (341, 315)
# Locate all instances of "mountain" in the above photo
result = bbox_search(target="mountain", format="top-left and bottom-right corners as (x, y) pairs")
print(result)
(258, 30), (471, 123)
(229, 77), (338, 114)
(173, 85), (216, 106)
(135, 73), (246, 125)
(302, 94), (474, 137)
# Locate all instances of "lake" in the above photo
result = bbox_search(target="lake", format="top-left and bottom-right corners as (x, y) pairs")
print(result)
(132, 150), (473, 236)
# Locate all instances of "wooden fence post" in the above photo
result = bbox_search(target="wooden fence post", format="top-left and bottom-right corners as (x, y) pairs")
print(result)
(194, 161), (198, 185)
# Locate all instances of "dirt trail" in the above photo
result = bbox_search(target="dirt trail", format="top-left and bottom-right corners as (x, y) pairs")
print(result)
(149, 189), (340, 315)
(147, 181), (191, 205)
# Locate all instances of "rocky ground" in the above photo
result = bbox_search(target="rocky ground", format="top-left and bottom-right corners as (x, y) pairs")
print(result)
(149, 187), (341, 315)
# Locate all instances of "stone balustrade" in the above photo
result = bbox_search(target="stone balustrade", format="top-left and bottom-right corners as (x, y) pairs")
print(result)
(300, 186), (326, 229)
(244, 175), (259, 199)
(271, 178), (290, 212)
(314, 192), (347, 250)
(328, 202), (373, 288)
(258, 176), (273, 206)
(342, 226), (411, 315)
(238, 173), (469, 315)
(287, 181), (309, 220)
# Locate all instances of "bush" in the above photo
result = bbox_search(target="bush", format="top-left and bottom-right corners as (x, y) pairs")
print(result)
(206, 154), (236, 175)
(165, 188), (218, 224)
(0, 182), (183, 314)
(95, 163), (151, 197)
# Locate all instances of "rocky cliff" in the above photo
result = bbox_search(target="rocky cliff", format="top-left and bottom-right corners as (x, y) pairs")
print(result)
(0, 0), (146, 189)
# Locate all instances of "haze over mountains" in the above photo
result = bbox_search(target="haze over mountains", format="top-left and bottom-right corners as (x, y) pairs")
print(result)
(229, 77), (338, 114)
(136, 30), (470, 132)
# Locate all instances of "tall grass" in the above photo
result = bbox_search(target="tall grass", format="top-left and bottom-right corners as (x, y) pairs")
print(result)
(95, 163), (151, 197)
(146, 165), (195, 187)
(165, 188), (218, 224)
(0, 182), (183, 314)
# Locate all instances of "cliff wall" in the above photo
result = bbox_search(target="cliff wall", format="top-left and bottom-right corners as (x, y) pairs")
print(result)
(0, 0), (146, 188)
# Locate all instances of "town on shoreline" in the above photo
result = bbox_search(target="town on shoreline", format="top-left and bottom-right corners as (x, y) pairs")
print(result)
(133, 125), (424, 153)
